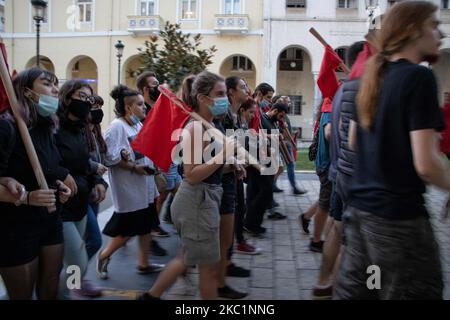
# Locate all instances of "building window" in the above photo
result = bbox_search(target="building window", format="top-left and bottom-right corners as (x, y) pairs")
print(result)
(289, 96), (302, 116)
(181, 0), (197, 19)
(232, 56), (253, 71)
(140, 0), (155, 15)
(78, 0), (93, 23)
(286, 0), (306, 8)
(279, 48), (304, 71)
(337, 0), (357, 9)
(224, 0), (241, 14)
(443, 0), (450, 9)
(365, 0), (378, 7)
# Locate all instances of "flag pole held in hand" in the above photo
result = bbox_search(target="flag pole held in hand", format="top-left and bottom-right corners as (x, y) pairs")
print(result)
(309, 27), (350, 74)
(0, 46), (56, 213)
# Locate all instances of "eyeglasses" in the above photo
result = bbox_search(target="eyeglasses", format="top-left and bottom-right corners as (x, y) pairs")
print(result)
(78, 91), (96, 105)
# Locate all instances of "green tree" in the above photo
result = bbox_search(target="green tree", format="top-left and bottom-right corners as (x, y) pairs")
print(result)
(130, 21), (217, 92)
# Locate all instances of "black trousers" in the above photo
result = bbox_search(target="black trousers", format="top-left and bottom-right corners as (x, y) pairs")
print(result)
(244, 166), (274, 230)
(235, 179), (246, 243)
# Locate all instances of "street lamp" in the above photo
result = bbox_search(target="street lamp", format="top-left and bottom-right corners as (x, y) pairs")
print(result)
(115, 40), (125, 85)
(31, 0), (47, 68)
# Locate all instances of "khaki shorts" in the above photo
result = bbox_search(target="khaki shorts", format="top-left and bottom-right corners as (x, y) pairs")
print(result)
(171, 180), (223, 266)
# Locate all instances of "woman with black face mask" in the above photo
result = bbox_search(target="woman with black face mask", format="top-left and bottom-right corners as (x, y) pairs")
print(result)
(55, 80), (108, 299)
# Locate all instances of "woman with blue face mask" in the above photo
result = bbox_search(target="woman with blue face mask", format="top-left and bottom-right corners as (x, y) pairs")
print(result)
(0, 68), (72, 300)
(138, 71), (235, 300)
(96, 85), (164, 281)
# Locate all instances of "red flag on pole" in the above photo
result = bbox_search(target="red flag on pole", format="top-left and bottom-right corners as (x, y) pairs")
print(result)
(131, 86), (192, 172)
(317, 45), (343, 112)
(348, 42), (376, 81)
(0, 43), (11, 114)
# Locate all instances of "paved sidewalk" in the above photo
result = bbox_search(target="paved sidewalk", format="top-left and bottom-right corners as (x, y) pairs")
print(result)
(2, 174), (446, 300)
(77, 173), (450, 300)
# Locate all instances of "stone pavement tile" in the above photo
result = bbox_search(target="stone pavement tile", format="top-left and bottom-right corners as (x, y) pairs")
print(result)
(274, 233), (292, 246)
(298, 269), (319, 290)
(166, 277), (197, 297)
(251, 268), (274, 288)
(274, 246), (294, 261)
(275, 278), (300, 300)
(272, 224), (291, 234)
(299, 289), (313, 300)
(293, 240), (311, 253)
(296, 253), (320, 270)
(231, 257), (252, 269)
(226, 277), (250, 293)
(249, 288), (274, 300)
(252, 253), (274, 268)
(275, 260), (297, 279)
(253, 238), (273, 252)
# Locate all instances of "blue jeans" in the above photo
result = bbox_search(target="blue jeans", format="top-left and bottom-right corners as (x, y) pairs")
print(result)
(85, 205), (102, 260)
(287, 144), (297, 189)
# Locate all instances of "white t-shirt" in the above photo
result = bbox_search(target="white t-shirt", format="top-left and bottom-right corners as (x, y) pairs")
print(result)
(104, 118), (159, 213)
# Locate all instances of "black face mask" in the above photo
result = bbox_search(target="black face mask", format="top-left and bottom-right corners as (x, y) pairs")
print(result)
(149, 87), (160, 102)
(90, 109), (104, 125)
(69, 99), (91, 120)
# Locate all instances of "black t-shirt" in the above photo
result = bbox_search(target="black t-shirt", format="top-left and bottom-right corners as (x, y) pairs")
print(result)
(349, 59), (445, 220)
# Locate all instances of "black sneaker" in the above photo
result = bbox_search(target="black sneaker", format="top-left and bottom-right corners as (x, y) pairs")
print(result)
(273, 185), (283, 193)
(293, 188), (308, 195)
(151, 226), (170, 237)
(218, 285), (248, 299)
(137, 263), (165, 274)
(150, 240), (167, 256)
(96, 253), (110, 280)
(227, 263), (251, 277)
(243, 226), (266, 237)
(309, 240), (324, 253)
(267, 212), (287, 220)
(299, 214), (310, 234)
(136, 292), (161, 300)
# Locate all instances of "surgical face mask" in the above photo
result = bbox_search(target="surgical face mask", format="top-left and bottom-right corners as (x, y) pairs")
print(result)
(26, 89), (59, 117)
(130, 114), (141, 125)
(37, 94), (59, 117)
(260, 100), (271, 110)
(208, 96), (230, 116)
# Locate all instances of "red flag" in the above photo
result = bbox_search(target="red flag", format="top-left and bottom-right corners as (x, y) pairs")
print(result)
(317, 45), (343, 111)
(249, 104), (262, 132)
(440, 96), (450, 155)
(131, 86), (192, 172)
(0, 43), (11, 114)
(348, 42), (376, 81)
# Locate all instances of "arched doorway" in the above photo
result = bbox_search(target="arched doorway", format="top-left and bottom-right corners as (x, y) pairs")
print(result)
(25, 56), (55, 73)
(123, 54), (144, 90)
(219, 54), (257, 90)
(66, 56), (98, 93)
(276, 46), (314, 140)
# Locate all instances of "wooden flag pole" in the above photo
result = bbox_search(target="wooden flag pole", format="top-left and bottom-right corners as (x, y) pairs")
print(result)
(0, 51), (55, 212)
(309, 27), (351, 74)
(158, 86), (264, 172)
